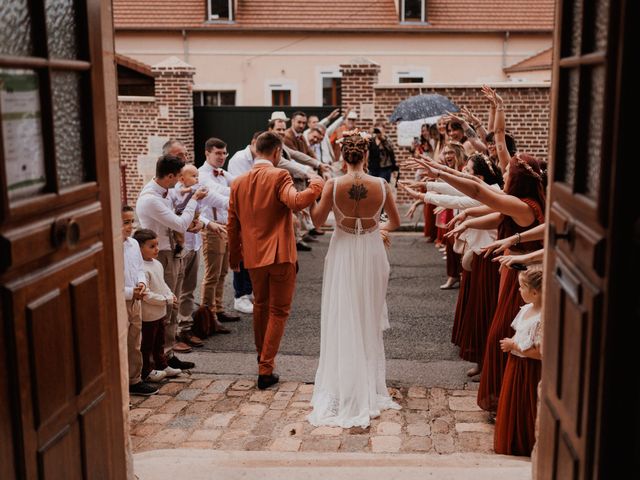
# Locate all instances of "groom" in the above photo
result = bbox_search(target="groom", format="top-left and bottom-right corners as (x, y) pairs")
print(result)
(228, 132), (324, 389)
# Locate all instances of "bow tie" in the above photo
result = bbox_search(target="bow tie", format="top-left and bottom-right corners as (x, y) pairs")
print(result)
(213, 169), (223, 177)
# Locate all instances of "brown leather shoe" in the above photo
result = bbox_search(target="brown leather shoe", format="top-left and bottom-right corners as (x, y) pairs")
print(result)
(180, 333), (204, 347)
(173, 341), (193, 353)
(217, 311), (240, 323)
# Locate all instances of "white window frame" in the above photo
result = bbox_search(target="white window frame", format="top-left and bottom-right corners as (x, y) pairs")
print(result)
(393, 67), (429, 84)
(207, 0), (234, 22)
(315, 67), (342, 106)
(193, 83), (242, 105)
(400, 0), (426, 23)
(265, 79), (297, 107)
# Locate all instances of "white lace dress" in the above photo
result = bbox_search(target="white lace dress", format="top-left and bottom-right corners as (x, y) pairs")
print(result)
(308, 178), (400, 428)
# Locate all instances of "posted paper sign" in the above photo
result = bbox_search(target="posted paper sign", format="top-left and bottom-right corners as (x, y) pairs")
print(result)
(1, 70), (46, 201)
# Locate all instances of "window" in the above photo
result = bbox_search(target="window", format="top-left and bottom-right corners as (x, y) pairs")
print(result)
(401, 0), (426, 22)
(193, 91), (236, 106)
(208, 0), (233, 21)
(394, 68), (428, 84)
(399, 77), (424, 84)
(322, 77), (342, 106)
(271, 90), (291, 106)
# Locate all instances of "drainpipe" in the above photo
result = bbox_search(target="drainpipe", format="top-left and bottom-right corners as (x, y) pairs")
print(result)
(182, 29), (189, 63)
(502, 31), (510, 69)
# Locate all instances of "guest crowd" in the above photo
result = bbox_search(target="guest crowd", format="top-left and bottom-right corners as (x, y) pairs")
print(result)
(399, 85), (546, 457)
(123, 86), (545, 457)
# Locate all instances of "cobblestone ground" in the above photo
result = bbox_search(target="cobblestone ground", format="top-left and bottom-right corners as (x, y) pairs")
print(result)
(130, 374), (494, 455)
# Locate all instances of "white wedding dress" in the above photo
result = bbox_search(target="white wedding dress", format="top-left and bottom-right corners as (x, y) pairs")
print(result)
(308, 177), (400, 428)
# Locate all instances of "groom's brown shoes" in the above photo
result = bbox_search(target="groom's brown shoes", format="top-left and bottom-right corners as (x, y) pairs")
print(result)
(257, 373), (279, 390)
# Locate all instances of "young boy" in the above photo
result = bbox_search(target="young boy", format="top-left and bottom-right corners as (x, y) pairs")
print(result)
(122, 206), (158, 396)
(133, 228), (182, 382)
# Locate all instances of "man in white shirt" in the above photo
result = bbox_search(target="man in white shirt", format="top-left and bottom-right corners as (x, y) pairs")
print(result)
(198, 138), (242, 326)
(304, 108), (346, 165)
(228, 131), (314, 180)
(136, 154), (208, 369)
(169, 164), (230, 346)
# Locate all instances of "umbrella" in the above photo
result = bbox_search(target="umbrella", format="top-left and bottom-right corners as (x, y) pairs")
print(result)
(389, 94), (459, 123)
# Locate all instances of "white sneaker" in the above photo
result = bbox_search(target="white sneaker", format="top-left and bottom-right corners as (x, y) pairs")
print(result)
(163, 366), (182, 378)
(234, 295), (253, 314)
(145, 370), (167, 383)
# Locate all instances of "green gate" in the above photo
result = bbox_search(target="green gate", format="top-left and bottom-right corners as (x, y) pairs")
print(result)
(193, 106), (338, 167)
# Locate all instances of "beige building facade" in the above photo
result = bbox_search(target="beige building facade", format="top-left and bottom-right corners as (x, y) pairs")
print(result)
(113, 0), (554, 107)
(115, 31), (552, 106)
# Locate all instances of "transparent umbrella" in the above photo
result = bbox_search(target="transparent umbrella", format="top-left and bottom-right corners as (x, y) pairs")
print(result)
(389, 94), (459, 122)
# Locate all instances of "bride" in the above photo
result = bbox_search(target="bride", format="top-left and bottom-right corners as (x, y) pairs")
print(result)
(307, 131), (402, 428)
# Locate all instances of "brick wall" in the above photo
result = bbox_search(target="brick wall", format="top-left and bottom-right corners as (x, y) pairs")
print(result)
(340, 60), (381, 114)
(118, 99), (158, 207)
(340, 60), (551, 204)
(118, 57), (195, 206)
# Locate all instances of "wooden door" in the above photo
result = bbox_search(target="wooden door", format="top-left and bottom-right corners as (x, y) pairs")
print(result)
(0, 1), (126, 479)
(538, 0), (636, 478)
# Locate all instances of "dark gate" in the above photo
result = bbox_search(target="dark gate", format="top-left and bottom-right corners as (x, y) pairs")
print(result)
(193, 106), (338, 167)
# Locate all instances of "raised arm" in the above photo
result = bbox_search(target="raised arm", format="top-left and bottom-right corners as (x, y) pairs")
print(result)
(277, 171), (324, 212)
(482, 86), (511, 174)
(482, 223), (546, 257)
(430, 167), (534, 226)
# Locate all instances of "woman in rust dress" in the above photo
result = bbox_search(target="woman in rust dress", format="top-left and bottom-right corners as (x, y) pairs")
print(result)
(420, 153), (546, 412)
(454, 156), (504, 375)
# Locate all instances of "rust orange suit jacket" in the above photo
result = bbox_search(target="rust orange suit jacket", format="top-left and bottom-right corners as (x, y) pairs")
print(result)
(227, 161), (324, 270)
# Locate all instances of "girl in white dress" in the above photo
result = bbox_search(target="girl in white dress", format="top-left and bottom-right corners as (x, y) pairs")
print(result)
(307, 131), (402, 428)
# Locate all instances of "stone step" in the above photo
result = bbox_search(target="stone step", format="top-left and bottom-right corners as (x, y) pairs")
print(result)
(134, 449), (531, 480)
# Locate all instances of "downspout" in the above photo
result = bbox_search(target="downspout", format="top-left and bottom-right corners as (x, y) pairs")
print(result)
(182, 29), (189, 63)
(502, 31), (510, 69)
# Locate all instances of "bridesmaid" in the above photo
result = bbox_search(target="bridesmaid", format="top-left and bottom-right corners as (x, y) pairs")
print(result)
(494, 266), (543, 456)
(418, 152), (546, 413)
(440, 142), (467, 290)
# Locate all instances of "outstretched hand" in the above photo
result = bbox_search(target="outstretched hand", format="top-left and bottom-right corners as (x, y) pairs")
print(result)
(446, 210), (467, 230)
(444, 221), (468, 240)
(405, 200), (422, 219)
(397, 181), (424, 201)
(481, 236), (515, 258)
(380, 229), (391, 249)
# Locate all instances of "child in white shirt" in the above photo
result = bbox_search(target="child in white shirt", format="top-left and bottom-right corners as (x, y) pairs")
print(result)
(133, 228), (182, 382)
(123, 206), (158, 396)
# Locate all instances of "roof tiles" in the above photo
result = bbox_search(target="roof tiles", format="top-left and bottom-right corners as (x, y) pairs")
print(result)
(113, 0), (555, 32)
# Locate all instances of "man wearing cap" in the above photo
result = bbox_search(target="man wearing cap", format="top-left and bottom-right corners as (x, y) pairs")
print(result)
(331, 110), (359, 162)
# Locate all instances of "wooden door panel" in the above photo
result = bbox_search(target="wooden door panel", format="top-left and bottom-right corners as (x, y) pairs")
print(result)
(26, 288), (76, 428)
(38, 422), (83, 480)
(79, 396), (111, 479)
(69, 270), (104, 392)
(3, 245), (112, 478)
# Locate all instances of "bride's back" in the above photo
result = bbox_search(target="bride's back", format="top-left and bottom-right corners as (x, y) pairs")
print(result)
(333, 173), (386, 233)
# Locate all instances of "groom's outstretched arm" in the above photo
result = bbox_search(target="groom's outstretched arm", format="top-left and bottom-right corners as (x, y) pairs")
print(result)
(277, 171), (324, 212)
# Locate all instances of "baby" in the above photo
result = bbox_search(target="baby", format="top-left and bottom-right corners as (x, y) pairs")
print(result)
(171, 164), (205, 255)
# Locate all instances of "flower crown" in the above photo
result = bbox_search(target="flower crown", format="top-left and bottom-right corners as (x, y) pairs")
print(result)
(336, 128), (371, 144)
(514, 154), (546, 181)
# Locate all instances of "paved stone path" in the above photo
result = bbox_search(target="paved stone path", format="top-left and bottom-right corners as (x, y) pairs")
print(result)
(130, 374), (495, 456)
(193, 232), (474, 387)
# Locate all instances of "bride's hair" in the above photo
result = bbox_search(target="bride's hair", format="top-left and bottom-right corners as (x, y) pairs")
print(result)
(341, 133), (369, 165)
